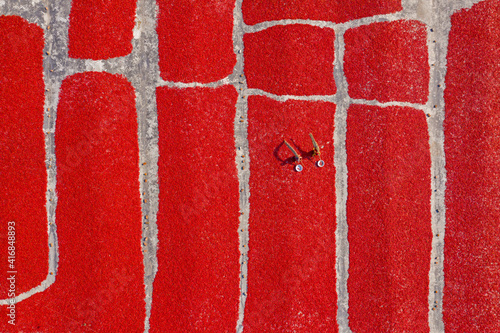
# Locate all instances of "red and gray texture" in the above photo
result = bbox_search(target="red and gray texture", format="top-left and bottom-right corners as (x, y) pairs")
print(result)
(0, 0), (498, 332)
(444, 1), (500, 332)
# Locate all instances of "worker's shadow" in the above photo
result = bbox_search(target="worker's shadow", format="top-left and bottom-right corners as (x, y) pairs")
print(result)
(274, 139), (314, 166)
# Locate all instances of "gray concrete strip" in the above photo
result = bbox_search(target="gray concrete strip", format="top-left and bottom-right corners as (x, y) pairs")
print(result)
(125, 0), (161, 331)
(157, 76), (235, 89)
(351, 98), (427, 111)
(246, 89), (337, 102)
(246, 18), (337, 32)
(40, 0), (71, 301)
(233, 0), (250, 332)
(332, 26), (352, 333)
(244, 13), (408, 34)
(425, 1), (447, 331)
